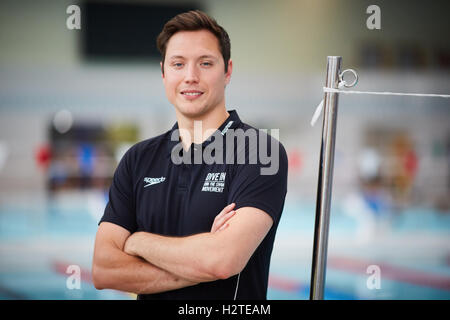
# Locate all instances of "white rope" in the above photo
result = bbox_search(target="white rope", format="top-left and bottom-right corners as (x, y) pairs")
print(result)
(311, 86), (450, 127)
(233, 272), (240, 300)
(323, 87), (450, 98)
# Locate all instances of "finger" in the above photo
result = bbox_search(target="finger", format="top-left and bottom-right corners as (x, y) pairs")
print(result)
(212, 210), (236, 233)
(222, 202), (235, 214)
(218, 223), (229, 232)
(216, 210), (236, 225)
(214, 203), (235, 221)
(211, 203), (236, 233)
(225, 202), (236, 210)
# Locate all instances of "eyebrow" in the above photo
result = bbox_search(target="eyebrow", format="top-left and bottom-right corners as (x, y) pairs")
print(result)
(168, 55), (218, 61)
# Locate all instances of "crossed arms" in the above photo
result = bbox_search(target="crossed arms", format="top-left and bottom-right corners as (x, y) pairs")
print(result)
(91, 204), (273, 295)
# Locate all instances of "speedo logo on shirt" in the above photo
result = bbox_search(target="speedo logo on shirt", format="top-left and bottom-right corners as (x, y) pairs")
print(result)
(144, 177), (165, 188)
(201, 172), (226, 193)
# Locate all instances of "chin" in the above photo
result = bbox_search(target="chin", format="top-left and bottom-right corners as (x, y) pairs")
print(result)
(176, 103), (211, 118)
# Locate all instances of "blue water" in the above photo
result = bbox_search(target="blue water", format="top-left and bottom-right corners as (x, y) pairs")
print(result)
(267, 200), (450, 300)
(0, 198), (449, 300)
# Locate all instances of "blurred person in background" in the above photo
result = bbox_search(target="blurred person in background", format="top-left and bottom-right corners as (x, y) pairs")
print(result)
(343, 147), (393, 243)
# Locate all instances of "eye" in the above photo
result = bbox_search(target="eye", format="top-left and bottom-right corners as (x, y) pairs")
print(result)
(201, 61), (213, 67)
(172, 62), (184, 68)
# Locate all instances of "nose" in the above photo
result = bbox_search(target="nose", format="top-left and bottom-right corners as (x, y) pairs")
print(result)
(184, 63), (200, 84)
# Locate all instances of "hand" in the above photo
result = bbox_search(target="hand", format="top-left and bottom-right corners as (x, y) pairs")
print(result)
(210, 203), (236, 233)
(123, 232), (141, 256)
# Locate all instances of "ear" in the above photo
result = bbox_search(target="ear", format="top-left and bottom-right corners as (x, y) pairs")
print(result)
(225, 59), (233, 85)
(160, 61), (165, 79)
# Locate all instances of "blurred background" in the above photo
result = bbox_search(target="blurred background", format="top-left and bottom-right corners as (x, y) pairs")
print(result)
(0, 0), (449, 300)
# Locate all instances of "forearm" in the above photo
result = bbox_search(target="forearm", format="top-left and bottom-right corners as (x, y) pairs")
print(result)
(92, 244), (198, 294)
(125, 232), (224, 283)
(123, 203), (241, 283)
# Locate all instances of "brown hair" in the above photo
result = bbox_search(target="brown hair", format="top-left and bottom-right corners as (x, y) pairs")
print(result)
(156, 10), (231, 74)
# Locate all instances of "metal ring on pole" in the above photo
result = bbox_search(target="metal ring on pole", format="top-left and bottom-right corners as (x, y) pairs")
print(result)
(339, 69), (358, 88)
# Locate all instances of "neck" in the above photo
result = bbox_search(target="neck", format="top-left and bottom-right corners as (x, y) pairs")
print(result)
(176, 107), (229, 150)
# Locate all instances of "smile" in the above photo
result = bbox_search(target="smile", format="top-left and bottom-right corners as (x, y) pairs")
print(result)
(180, 90), (204, 100)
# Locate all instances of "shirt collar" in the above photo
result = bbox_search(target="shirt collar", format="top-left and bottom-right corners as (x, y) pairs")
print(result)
(166, 109), (241, 158)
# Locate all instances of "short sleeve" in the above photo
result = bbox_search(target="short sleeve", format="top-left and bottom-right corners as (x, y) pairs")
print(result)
(227, 135), (288, 226)
(99, 147), (137, 233)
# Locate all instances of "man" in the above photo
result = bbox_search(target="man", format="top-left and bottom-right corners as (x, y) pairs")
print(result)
(92, 10), (288, 300)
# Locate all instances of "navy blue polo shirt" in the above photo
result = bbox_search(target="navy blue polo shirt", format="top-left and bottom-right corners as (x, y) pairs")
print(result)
(99, 110), (288, 300)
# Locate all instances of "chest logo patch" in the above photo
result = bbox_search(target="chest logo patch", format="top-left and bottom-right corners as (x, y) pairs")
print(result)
(201, 172), (226, 193)
(144, 177), (166, 188)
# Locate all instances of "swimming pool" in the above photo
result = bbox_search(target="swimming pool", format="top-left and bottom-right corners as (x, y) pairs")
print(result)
(0, 193), (449, 300)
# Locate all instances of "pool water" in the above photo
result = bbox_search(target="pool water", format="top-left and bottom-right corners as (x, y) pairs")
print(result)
(0, 194), (449, 300)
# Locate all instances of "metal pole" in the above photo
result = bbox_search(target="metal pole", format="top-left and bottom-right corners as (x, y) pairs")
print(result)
(310, 56), (342, 300)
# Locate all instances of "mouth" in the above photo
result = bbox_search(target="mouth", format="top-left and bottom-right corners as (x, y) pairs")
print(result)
(180, 90), (204, 100)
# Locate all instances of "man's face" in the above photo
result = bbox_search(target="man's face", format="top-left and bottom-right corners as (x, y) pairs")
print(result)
(161, 29), (232, 118)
